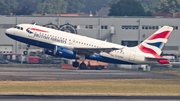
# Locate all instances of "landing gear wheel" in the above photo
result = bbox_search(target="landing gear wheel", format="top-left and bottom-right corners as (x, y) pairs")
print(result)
(72, 61), (79, 68)
(23, 44), (30, 56)
(79, 62), (87, 70)
(23, 51), (28, 55)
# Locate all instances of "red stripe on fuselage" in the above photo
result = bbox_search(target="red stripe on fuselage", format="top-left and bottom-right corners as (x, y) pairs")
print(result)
(138, 45), (161, 58)
(148, 31), (170, 40)
(28, 28), (48, 33)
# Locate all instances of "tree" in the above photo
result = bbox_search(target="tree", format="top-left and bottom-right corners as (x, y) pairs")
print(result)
(16, 0), (37, 15)
(83, 0), (119, 14)
(0, 0), (8, 15)
(4, 0), (18, 15)
(66, 0), (86, 13)
(37, 0), (67, 14)
(136, 0), (160, 12)
(0, 0), (18, 15)
(157, 0), (180, 13)
(109, 0), (148, 16)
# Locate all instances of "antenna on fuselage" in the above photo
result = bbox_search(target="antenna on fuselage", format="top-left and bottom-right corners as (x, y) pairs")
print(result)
(31, 22), (36, 25)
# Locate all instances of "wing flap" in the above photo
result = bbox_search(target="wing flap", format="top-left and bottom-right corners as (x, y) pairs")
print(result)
(73, 47), (125, 55)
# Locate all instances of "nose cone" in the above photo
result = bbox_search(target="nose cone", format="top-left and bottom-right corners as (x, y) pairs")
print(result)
(5, 28), (15, 39)
(5, 28), (13, 36)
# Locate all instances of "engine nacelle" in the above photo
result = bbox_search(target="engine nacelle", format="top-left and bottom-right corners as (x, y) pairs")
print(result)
(44, 49), (54, 56)
(44, 46), (77, 59)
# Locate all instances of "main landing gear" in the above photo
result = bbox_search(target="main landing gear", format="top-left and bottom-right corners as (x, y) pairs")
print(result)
(79, 62), (87, 70)
(72, 55), (87, 70)
(72, 60), (87, 70)
(72, 60), (79, 68)
(23, 44), (30, 55)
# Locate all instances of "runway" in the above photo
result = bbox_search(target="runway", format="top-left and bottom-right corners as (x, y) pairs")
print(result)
(0, 67), (179, 101)
(0, 95), (180, 101)
(0, 67), (179, 81)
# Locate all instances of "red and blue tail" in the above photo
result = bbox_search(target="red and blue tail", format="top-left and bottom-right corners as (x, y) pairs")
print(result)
(138, 26), (173, 58)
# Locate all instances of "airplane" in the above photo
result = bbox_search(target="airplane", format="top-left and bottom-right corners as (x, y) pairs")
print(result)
(5, 24), (173, 69)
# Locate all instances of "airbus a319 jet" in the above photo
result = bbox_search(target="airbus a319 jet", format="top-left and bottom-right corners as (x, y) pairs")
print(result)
(5, 24), (173, 69)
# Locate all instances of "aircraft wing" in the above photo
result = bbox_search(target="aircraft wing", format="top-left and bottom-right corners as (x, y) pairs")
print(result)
(73, 47), (124, 55)
(52, 42), (124, 55)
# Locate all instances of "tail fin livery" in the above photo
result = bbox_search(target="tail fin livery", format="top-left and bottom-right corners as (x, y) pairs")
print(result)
(138, 26), (173, 58)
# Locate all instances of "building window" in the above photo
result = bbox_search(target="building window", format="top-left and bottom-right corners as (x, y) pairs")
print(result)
(74, 25), (77, 29)
(85, 25), (93, 29)
(122, 26), (139, 30)
(172, 26), (178, 30)
(142, 26), (159, 30)
(101, 25), (108, 29)
(121, 41), (138, 47)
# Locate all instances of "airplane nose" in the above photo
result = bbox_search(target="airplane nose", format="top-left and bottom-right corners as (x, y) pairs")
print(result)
(5, 28), (12, 35)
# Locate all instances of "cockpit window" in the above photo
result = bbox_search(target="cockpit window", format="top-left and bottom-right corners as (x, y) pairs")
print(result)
(17, 26), (20, 29)
(13, 26), (23, 30)
(13, 26), (17, 28)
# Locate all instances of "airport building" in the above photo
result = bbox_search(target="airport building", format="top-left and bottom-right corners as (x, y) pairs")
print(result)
(0, 16), (180, 56)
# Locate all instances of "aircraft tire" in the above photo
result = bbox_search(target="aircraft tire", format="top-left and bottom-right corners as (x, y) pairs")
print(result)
(23, 51), (28, 55)
(79, 62), (87, 70)
(72, 61), (79, 68)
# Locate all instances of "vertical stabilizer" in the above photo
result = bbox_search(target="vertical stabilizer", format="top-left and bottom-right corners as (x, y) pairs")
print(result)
(138, 26), (173, 58)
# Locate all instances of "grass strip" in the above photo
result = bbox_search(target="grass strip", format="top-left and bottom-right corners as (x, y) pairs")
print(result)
(0, 79), (179, 96)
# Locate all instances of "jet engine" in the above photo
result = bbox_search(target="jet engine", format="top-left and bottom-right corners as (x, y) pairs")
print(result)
(44, 46), (77, 59)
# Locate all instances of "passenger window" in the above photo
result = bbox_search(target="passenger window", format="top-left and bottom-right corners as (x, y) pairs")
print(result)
(21, 27), (23, 30)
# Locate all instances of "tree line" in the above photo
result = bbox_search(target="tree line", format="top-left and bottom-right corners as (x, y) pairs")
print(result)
(0, 0), (180, 16)
(0, 0), (116, 15)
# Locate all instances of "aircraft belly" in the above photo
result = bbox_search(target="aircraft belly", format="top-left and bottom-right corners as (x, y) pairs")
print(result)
(97, 52), (135, 64)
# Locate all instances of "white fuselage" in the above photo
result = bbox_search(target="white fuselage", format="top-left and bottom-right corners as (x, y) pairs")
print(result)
(5, 24), (159, 64)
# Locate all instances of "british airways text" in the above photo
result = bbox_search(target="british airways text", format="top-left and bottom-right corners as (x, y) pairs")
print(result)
(33, 32), (66, 44)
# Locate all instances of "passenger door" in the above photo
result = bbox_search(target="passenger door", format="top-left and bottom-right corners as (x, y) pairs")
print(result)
(129, 50), (136, 61)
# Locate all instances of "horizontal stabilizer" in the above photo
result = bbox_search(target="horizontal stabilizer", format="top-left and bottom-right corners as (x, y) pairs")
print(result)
(145, 57), (169, 64)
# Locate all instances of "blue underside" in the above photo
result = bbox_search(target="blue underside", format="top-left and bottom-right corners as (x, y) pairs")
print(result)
(6, 33), (135, 64)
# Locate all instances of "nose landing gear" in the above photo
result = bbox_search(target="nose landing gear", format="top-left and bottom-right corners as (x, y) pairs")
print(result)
(23, 44), (30, 55)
